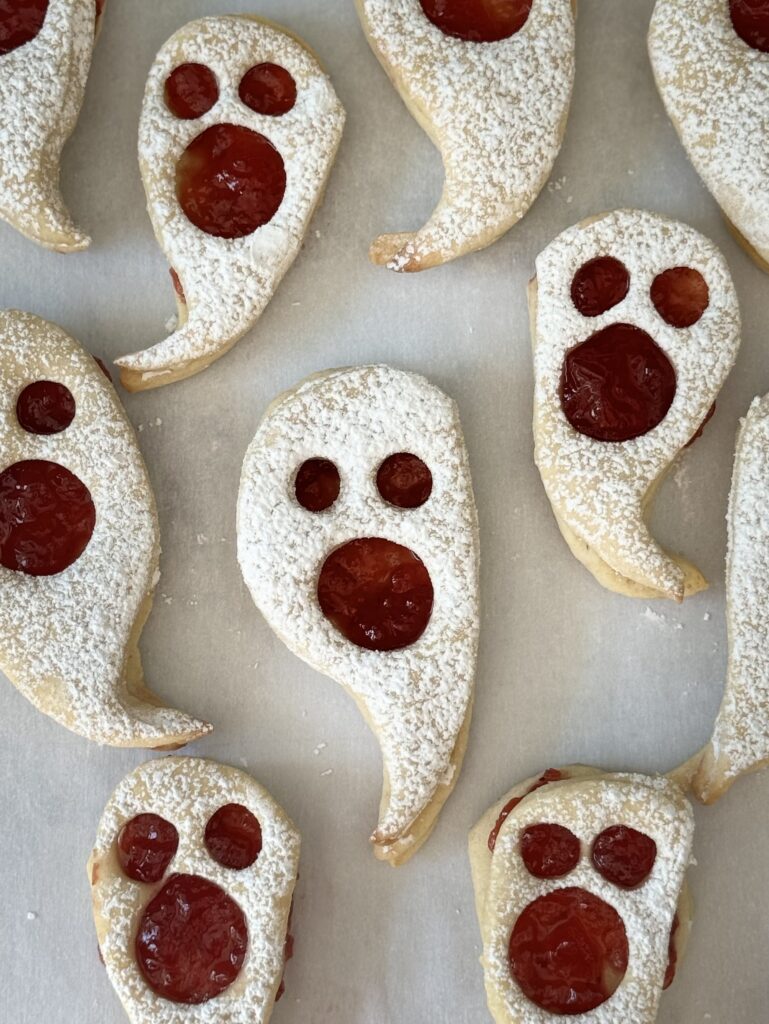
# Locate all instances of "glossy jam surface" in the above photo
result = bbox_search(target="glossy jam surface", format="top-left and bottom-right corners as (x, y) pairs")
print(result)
(663, 913), (679, 990)
(0, 460), (95, 576)
(295, 458), (340, 512)
(488, 769), (564, 852)
(16, 380), (75, 435)
(0, 0), (48, 55)
(239, 63), (297, 116)
(509, 887), (628, 1015)
(730, 0), (769, 51)
(176, 124), (286, 239)
(117, 813), (179, 884)
(651, 267), (709, 328)
(204, 803), (262, 870)
(135, 873), (248, 1005)
(317, 537), (434, 651)
(376, 453), (433, 509)
(561, 324), (676, 442)
(571, 257), (630, 318)
(520, 823), (581, 879)
(591, 825), (657, 888)
(165, 63), (218, 120)
(419, 0), (531, 42)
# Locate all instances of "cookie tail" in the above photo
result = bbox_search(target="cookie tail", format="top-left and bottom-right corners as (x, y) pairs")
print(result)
(0, 175), (90, 253)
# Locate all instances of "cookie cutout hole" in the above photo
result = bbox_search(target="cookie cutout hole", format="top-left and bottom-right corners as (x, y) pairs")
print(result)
(520, 823), (580, 879)
(560, 323), (676, 442)
(164, 63), (219, 119)
(205, 803), (262, 870)
(377, 453), (432, 508)
(0, 0), (48, 55)
(488, 769), (565, 852)
(317, 537), (433, 651)
(295, 458), (340, 512)
(591, 825), (657, 888)
(16, 380), (75, 435)
(419, 0), (531, 42)
(571, 257), (630, 318)
(730, 0), (769, 51)
(239, 63), (297, 116)
(176, 124), (286, 239)
(117, 813), (179, 884)
(651, 267), (709, 328)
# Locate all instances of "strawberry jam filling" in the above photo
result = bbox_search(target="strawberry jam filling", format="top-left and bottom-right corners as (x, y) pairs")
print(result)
(135, 873), (248, 1005)
(419, 0), (532, 42)
(165, 63), (219, 120)
(239, 63), (297, 116)
(117, 813), (179, 884)
(377, 453), (433, 508)
(663, 913), (680, 990)
(520, 823), (581, 879)
(560, 324), (676, 442)
(16, 380), (75, 435)
(651, 266), (709, 328)
(169, 267), (186, 304)
(295, 458), (340, 512)
(276, 899), (295, 1002)
(571, 257), (630, 318)
(591, 825), (657, 888)
(176, 123), (286, 239)
(0, 0), (48, 55)
(0, 459), (95, 576)
(509, 888), (628, 1015)
(730, 0), (769, 51)
(488, 769), (564, 852)
(317, 537), (433, 651)
(205, 803), (262, 870)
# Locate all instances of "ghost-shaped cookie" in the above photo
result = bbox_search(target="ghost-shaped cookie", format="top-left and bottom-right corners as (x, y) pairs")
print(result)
(88, 756), (300, 1024)
(469, 767), (694, 1024)
(115, 16), (345, 391)
(532, 209), (740, 602)
(237, 365), (480, 865)
(0, 0), (100, 252)
(649, 0), (769, 272)
(0, 310), (210, 747)
(355, 0), (575, 271)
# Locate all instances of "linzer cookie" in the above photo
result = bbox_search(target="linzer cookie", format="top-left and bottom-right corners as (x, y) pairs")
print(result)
(88, 757), (299, 1023)
(0, 310), (210, 747)
(237, 366), (480, 865)
(531, 209), (740, 601)
(356, 0), (575, 271)
(115, 16), (345, 391)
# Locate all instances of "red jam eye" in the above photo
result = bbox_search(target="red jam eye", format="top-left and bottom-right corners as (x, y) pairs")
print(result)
(419, 0), (532, 42)
(591, 825), (657, 888)
(16, 380), (75, 435)
(295, 458), (340, 512)
(135, 873), (248, 1005)
(376, 453), (433, 509)
(0, 0), (48, 55)
(509, 888), (629, 1014)
(651, 267), (709, 328)
(520, 823), (581, 879)
(164, 63), (219, 119)
(0, 459), (95, 576)
(571, 257), (630, 318)
(176, 123), (286, 239)
(317, 537), (434, 651)
(560, 323), (677, 442)
(204, 803), (263, 870)
(730, 0), (769, 51)
(239, 62), (297, 116)
(117, 813), (179, 884)
(488, 769), (565, 852)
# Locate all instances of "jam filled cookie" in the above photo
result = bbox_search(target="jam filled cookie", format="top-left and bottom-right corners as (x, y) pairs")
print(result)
(237, 366), (479, 865)
(531, 209), (740, 602)
(0, 311), (210, 747)
(356, 0), (576, 271)
(649, 0), (769, 273)
(115, 17), (345, 392)
(88, 757), (299, 1023)
(469, 767), (694, 1023)
(0, 0), (101, 251)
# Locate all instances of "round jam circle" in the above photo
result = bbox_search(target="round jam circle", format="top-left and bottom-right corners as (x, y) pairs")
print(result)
(176, 123), (286, 239)
(117, 813), (179, 884)
(509, 887), (629, 1015)
(591, 825), (657, 888)
(651, 266), (709, 328)
(16, 380), (75, 435)
(0, 0), (48, 55)
(560, 323), (677, 442)
(295, 458), (340, 512)
(317, 537), (434, 651)
(730, 0), (769, 51)
(571, 257), (630, 318)
(0, 460), (95, 576)
(164, 63), (219, 120)
(136, 873), (248, 1004)
(488, 769), (564, 852)
(520, 823), (581, 879)
(376, 453), (433, 509)
(239, 63), (297, 116)
(419, 0), (531, 42)
(205, 803), (263, 870)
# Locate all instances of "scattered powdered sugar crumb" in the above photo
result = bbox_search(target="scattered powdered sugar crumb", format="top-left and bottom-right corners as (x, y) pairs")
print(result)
(196, 533), (208, 545)
(643, 607), (683, 630)
(313, 742), (327, 756)
(703, 611), (711, 621)
(26, 911), (37, 921)
(320, 768), (333, 777)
